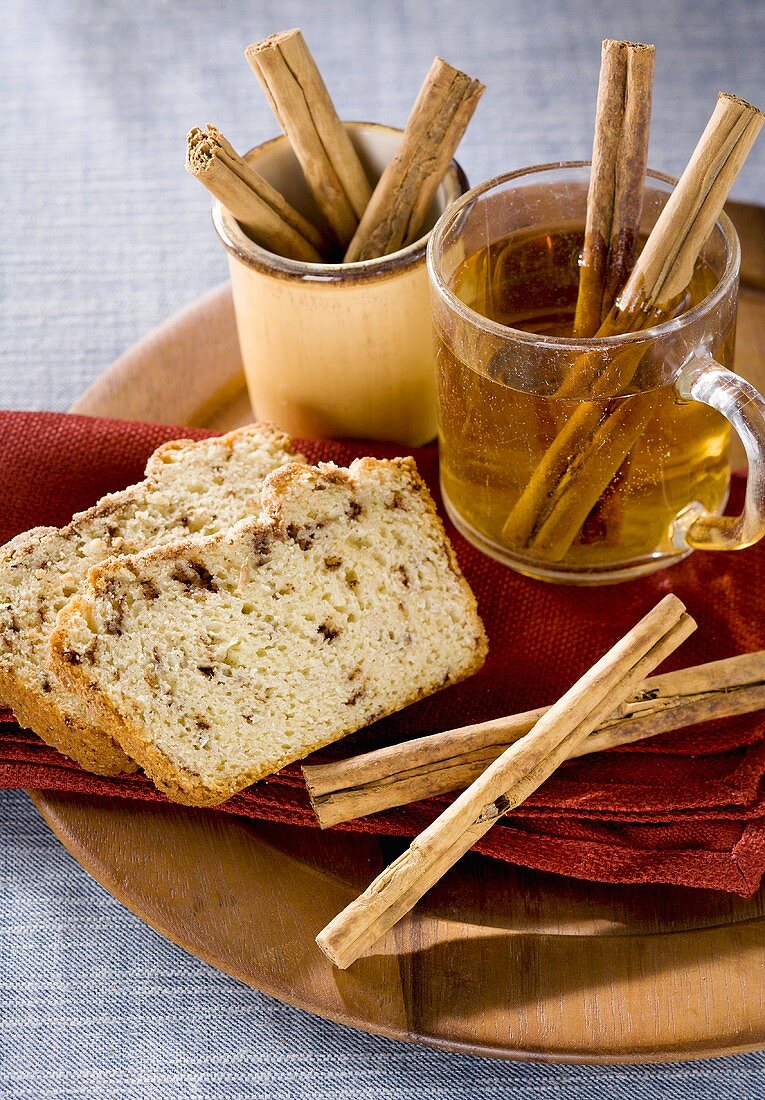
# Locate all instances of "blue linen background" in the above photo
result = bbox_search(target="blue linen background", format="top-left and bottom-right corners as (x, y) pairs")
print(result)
(2, 1), (764, 1095)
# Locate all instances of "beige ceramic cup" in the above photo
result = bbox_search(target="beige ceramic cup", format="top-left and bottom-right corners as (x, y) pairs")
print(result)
(212, 122), (467, 445)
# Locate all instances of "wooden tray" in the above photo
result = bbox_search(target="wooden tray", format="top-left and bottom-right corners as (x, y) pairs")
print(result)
(29, 201), (765, 1063)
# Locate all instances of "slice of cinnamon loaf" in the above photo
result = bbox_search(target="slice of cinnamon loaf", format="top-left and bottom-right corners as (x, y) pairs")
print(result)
(50, 457), (487, 805)
(0, 424), (302, 774)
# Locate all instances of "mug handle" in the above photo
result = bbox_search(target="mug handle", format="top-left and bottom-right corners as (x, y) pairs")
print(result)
(674, 350), (765, 551)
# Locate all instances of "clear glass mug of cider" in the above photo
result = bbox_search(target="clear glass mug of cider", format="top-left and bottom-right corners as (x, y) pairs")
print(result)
(427, 163), (765, 584)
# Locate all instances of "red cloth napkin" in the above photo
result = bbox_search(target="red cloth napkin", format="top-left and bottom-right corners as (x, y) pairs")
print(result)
(2, 410), (765, 896)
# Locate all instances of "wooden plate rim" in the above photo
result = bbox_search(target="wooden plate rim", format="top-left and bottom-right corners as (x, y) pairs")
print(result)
(29, 793), (765, 1064)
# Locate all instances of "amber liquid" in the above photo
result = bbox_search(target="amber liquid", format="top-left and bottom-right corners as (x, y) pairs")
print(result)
(437, 226), (734, 577)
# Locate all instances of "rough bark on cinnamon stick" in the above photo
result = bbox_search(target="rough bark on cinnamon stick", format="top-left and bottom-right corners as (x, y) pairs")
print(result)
(245, 29), (372, 249)
(186, 125), (325, 262)
(304, 650), (765, 828)
(572, 39), (654, 337)
(344, 58), (484, 263)
(316, 594), (695, 968)
(502, 92), (765, 560)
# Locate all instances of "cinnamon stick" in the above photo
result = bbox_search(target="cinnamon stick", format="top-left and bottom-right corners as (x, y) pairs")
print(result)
(305, 650), (765, 828)
(618, 92), (764, 313)
(502, 92), (765, 561)
(344, 58), (484, 263)
(316, 594), (695, 968)
(245, 29), (372, 248)
(205, 125), (329, 254)
(573, 40), (654, 337)
(185, 126), (324, 262)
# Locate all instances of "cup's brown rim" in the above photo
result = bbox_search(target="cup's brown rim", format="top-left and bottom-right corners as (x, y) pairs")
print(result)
(427, 161), (740, 349)
(211, 121), (469, 284)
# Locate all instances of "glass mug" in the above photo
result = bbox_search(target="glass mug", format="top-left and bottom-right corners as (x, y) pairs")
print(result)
(427, 163), (765, 584)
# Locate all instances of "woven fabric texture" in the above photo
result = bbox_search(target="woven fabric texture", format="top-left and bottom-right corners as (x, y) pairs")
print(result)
(3, 412), (765, 897)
